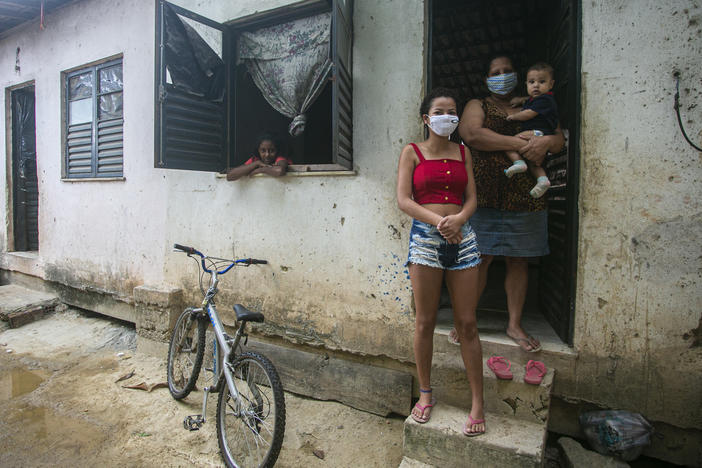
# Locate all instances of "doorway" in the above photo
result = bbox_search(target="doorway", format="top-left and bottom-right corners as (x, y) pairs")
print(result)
(429, 0), (580, 344)
(10, 86), (39, 252)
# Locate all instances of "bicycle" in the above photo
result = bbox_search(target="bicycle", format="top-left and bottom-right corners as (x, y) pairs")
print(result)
(167, 243), (285, 468)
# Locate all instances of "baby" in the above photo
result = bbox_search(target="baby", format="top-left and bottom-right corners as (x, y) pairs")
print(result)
(505, 62), (559, 198)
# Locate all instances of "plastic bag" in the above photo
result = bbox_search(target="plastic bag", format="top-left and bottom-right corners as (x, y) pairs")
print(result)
(579, 410), (654, 461)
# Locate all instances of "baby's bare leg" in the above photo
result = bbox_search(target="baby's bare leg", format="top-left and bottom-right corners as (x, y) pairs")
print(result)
(504, 151), (527, 178)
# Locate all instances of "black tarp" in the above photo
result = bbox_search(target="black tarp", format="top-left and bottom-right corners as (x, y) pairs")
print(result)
(12, 88), (38, 251)
(163, 3), (224, 101)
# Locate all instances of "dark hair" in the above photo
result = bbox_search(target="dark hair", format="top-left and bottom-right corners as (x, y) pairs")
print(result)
(527, 62), (554, 79)
(419, 87), (461, 117)
(252, 132), (281, 157)
(484, 54), (516, 76)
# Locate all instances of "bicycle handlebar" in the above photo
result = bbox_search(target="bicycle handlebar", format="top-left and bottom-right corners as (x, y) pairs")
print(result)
(173, 244), (267, 273)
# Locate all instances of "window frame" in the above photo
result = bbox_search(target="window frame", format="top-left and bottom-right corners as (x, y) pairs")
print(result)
(63, 57), (124, 179)
(154, 0), (353, 173)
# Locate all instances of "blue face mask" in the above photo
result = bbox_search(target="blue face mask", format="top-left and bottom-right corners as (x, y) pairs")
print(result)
(486, 72), (518, 95)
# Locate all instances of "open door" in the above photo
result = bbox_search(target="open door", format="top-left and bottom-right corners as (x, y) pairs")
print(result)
(538, 0), (580, 344)
(429, 0), (580, 344)
(11, 86), (39, 252)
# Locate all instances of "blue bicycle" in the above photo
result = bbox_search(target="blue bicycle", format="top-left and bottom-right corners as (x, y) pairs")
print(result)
(167, 244), (285, 468)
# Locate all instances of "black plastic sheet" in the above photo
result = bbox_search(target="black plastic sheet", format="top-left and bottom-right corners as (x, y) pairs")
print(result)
(163, 3), (224, 101)
(12, 90), (35, 179)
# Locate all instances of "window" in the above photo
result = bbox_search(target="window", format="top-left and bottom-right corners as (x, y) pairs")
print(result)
(64, 58), (124, 178)
(154, 0), (353, 173)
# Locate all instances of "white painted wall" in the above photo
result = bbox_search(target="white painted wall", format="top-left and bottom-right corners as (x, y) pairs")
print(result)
(0, 0), (424, 359)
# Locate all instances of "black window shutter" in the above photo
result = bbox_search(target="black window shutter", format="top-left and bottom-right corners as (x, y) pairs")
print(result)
(331, 0), (353, 170)
(155, 1), (228, 172)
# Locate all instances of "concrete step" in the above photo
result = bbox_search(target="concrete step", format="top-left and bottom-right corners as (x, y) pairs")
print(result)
(403, 403), (546, 468)
(0, 284), (60, 328)
(398, 456), (435, 468)
(430, 337), (555, 425)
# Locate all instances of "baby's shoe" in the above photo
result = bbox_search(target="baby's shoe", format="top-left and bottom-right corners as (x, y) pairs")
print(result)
(530, 176), (551, 198)
(504, 160), (527, 178)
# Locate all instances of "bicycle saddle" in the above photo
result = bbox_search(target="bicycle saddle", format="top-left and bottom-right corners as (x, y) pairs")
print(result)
(233, 304), (264, 323)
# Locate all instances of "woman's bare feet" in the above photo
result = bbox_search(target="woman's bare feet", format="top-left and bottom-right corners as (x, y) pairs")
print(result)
(448, 328), (460, 345)
(506, 325), (541, 352)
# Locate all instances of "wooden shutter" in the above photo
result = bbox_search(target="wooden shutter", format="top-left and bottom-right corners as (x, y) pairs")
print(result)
(66, 121), (93, 177)
(155, 1), (228, 172)
(331, 0), (353, 170)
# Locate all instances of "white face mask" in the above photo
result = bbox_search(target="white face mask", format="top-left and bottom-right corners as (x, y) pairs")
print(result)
(426, 114), (459, 137)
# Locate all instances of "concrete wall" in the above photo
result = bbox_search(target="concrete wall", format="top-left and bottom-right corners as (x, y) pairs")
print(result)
(1, 0), (701, 443)
(572, 0), (702, 431)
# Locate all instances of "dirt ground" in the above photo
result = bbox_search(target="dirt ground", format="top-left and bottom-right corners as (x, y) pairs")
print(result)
(0, 308), (405, 468)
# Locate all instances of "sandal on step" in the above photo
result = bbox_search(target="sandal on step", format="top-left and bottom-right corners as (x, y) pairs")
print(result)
(524, 360), (547, 385)
(411, 388), (435, 424)
(463, 415), (486, 437)
(487, 356), (513, 380)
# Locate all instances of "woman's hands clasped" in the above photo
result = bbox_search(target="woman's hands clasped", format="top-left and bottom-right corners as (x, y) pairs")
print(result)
(437, 214), (464, 244)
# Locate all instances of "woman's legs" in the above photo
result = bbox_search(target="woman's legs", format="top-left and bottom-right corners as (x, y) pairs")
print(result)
(448, 254), (493, 344)
(409, 263), (444, 419)
(445, 266), (484, 434)
(504, 256), (540, 351)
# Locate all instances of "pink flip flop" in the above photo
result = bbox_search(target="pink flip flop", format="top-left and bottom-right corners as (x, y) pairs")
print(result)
(463, 415), (486, 437)
(410, 397), (436, 424)
(524, 360), (547, 385)
(487, 356), (513, 380)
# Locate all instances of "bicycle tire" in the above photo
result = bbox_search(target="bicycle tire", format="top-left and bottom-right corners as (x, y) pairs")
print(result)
(216, 351), (286, 468)
(166, 307), (206, 399)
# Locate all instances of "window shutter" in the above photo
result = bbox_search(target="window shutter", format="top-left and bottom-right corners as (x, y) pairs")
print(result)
(66, 122), (93, 177)
(97, 118), (123, 175)
(155, 1), (228, 172)
(331, 0), (353, 170)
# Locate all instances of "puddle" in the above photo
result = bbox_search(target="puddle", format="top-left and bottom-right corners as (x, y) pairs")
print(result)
(0, 368), (45, 401)
(1, 404), (107, 464)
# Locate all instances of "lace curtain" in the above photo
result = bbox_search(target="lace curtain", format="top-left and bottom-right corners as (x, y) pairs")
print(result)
(238, 12), (332, 136)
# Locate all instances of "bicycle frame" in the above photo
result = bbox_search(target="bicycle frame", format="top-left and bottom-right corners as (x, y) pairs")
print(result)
(196, 270), (249, 424)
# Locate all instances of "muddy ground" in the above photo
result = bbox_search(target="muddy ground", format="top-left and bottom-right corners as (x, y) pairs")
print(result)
(0, 308), (405, 467)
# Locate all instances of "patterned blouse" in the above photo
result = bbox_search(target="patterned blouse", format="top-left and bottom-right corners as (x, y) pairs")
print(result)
(469, 99), (546, 212)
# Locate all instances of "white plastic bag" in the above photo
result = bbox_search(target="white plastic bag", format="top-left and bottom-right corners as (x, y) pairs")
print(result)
(579, 410), (654, 461)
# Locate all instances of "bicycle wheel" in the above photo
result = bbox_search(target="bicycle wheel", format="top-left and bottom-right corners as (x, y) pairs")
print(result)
(166, 307), (206, 399)
(216, 352), (285, 468)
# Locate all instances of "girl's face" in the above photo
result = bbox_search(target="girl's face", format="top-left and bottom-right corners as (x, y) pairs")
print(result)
(422, 96), (458, 126)
(258, 140), (277, 164)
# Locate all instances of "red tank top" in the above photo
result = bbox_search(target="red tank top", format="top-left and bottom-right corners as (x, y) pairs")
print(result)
(411, 143), (467, 206)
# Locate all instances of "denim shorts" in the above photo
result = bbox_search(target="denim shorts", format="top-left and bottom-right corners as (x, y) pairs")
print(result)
(405, 219), (481, 270)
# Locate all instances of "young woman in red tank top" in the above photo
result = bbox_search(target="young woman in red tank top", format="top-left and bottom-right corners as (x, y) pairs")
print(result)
(397, 88), (486, 436)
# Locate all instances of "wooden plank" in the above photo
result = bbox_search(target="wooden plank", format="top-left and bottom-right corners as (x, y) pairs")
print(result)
(244, 339), (412, 417)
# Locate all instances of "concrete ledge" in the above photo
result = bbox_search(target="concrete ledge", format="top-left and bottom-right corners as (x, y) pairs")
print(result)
(244, 338), (412, 417)
(403, 403), (545, 468)
(134, 285), (183, 343)
(399, 456), (435, 468)
(557, 437), (629, 468)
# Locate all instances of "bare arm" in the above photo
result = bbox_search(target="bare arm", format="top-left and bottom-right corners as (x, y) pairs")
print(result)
(437, 147), (478, 243)
(506, 109), (538, 121)
(226, 160), (264, 181)
(458, 99), (527, 153)
(249, 159), (289, 177)
(396, 145), (444, 226)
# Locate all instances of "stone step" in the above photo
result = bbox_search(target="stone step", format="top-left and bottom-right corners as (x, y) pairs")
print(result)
(430, 342), (554, 425)
(403, 403), (546, 468)
(398, 456), (435, 468)
(0, 284), (60, 328)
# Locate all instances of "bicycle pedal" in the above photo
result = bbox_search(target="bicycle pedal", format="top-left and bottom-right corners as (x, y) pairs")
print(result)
(183, 414), (204, 431)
